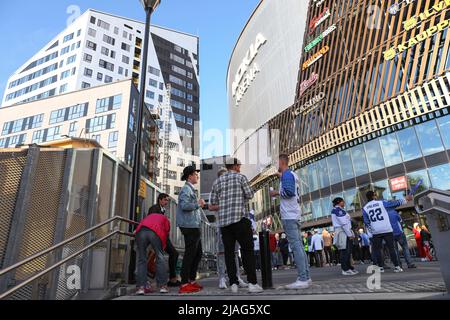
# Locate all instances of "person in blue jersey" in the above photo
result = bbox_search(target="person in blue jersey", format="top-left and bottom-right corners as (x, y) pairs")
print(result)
(388, 210), (417, 269)
(331, 197), (358, 276)
(363, 191), (412, 273)
(270, 154), (312, 289)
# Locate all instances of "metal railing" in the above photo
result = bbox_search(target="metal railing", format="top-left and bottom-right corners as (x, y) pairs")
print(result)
(0, 216), (138, 300)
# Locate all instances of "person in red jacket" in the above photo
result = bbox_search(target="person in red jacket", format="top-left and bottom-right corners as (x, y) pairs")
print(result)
(269, 233), (279, 270)
(413, 223), (426, 260)
(135, 213), (171, 295)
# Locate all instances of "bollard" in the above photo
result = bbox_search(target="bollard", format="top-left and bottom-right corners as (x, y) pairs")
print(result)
(259, 230), (273, 289)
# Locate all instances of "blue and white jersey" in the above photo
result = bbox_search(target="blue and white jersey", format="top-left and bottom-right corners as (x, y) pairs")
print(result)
(279, 169), (301, 220)
(331, 206), (353, 237)
(362, 200), (394, 235)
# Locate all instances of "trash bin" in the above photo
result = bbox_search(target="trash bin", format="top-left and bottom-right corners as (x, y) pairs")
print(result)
(415, 188), (450, 293)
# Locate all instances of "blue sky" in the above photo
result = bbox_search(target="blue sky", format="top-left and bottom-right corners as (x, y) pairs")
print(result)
(0, 0), (260, 157)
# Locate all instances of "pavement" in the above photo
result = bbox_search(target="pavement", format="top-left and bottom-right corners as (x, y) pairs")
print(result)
(115, 261), (449, 300)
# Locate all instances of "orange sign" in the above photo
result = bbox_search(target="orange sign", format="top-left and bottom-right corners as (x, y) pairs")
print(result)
(390, 176), (407, 191)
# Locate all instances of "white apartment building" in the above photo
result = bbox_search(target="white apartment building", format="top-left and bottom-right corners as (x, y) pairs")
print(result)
(0, 9), (200, 198)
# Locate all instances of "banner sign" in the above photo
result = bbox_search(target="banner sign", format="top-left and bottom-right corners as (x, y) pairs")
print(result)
(302, 45), (329, 70)
(305, 24), (336, 53)
(299, 73), (319, 97)
(293, 92), (325, 116)
(313, 0), (326, 7)
(390, 176), (408, 191)
(309, 7), (331, 35)
(403, 0), (450, 30)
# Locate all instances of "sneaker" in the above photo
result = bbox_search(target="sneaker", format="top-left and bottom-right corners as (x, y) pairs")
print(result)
(342, 270), (355, 276)
(219, 278), (228, 289)
(167, 280), (181, 287)
(285, 279), (310, 290)
(179, 283), (201, 294)
(248, 283), (264, 293)
(394, 266), (404, 273)
(379, 267), (385, 273)
(136, 286), (153, 295)
(350, 269), (359, 275)
(160, 286), (169, 294)
(238, 278), (249, 288)
(408, 264), (417, 269)
(230, 284), (239, 293)
(307, 279), (313, 285)
(190, 282), (203, 290)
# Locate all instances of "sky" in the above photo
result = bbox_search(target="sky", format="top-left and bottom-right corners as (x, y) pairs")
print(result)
(0, 0), (261, 158)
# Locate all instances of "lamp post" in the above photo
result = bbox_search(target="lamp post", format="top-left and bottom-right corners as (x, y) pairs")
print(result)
(130, 0), (161, 225)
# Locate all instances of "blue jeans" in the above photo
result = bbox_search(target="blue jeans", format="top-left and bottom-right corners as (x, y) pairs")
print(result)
(136, 228), (168, 287)
(282, 219), (310, 281)
(394, 233), (413, 267)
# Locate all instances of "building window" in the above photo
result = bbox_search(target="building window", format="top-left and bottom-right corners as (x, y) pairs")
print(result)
(146, 91), (155, 99)
(171, 65), (186, 77)
(90, 16), (96, 24)
(396, 127), (422, 161)
(46, 126), (62, 142)
(118, 67), (124, 75)
(86, 114), (116, 133)
(83, 53), (92, 63)
(68, 103), (88, 120)
(170, 53), (185, 65)
(81, 82), (91, 89)
(121, 43), (131, 52)
(101, 46), (110, 56)
(60, 46), (70, 55)
(149, 79), (158, 88)
(169, 75), (185, 87)
(379, 134), (402, 167)
(63, 33), (74, 43)
(338, 150), (354, 181)
(437, 115), (450, 149)
(99, 59), (114, 71)
(68, 121), (78, 136)
(158, 95), (163, 103)
(114, 27), (119, 35)
(186, 118), (193, 126)
(364, 139), (384, 172)
(105, 75), (113, 83)
(415, 120), (445, 156)
(148, 66), (160, 76)
(108, 131), (119, 148)
(59, 83), (68, 94)
(88, 28), (96, 37)
(186, 82), (194, 90)
(186, 105), (193, 113)
(97, 72), (103, 81)
(171, 99), (185, 111)
(84, 68), (93, 77)
(174, 113), (185, 123)
(122, 55), (130, 64)
(86, 40), (97, 51)
(96, 95), (122, 113)
(351, 145), (369, 177)
(429, 163), (450, 191)
(97, 19), (110, 31)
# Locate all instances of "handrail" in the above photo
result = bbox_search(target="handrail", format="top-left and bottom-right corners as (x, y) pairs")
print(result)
(0, 215), (138, 300)
(0, 215), (137, 278)
(0, 229), (132, 300)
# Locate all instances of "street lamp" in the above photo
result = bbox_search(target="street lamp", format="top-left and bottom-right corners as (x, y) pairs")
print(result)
(129, 0), (162, 225)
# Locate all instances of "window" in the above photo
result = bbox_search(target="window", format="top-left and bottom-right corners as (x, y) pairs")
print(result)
(379, 134), (402, 167)
(187, 105), (193, 113)
(86, 40), (97, 51)
(338, 150), (354, 180)
(123, 31), (128, 38)
(108, 131), (119, 148)
(171, 65), (186, 76)
(63, 33), (74, 43)
(96, 95), (122, 113)
(437, 115), (450, 149)
(61, 70), (71, 80)
(90, 16), (96, 24)
(92, 134), (101, 143)
(46, 126), (61, 142)
(170, 53), (185, 64)
(171, 99), (185, 111)
(104, 75), (113, 83)
(118, 67), (124, 75)
(97, 19), (110, 31)
(84, 68), (93, 77)
(61, 46), (70, 55)
(81, 82), (91, 89)
(149, 79), (158, 88)
(32, 130), (44, 144)
(83, 53), (92, 63)
(317, 159), (330, 188)
(415, 121), (445, 156)
(312, 199), (322, 219)
(174, 113), (185, 123)
(171, 87), (186, 99)
(186, 82), (194, 90)
(186, 118), (193, 126)
(351, 145), (369, 176)
(88, 28), (97, 37)
(121, 43), (131, 52)
(397, 127), (422, 161)
(187, 94), (193, 101)
(68, 122), (78, 136)
(159, 82), (164, 90)
(101, 46), (110, 56)
(186, 60), (193, 69)
(97, 72), (103, 81)
(169, 75), (185, 87)
(344, 188), (361, 211)
(146, 91), (155, 99)
(158, 95), (163, 103)
(429, 164), (450, 191)
(122, 55), (130, 64)
(86, 114), (116, 133)
(114, 27), (119, 35)
(364, 139), (384, 172)
(407, 169), (431, 194)
(66, 55), (76, 65)
(187, 72), (193, 79)
(149, 66), (160, 76)
(59, 83), (68, 94)
(99, 59), (114, 71)
(67, 103), (88, 120)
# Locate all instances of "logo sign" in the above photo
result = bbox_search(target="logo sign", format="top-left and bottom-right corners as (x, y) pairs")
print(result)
(299, 73), (319, 97)
(402, 0), (450, 31)
(313, 0), (326, 7)
(309, 7), (331, 35)
(388, 0), (416, 15)
(305, 24), (336, 53)
(232, 33), (267, 106)
(390, 176), (408, 192)
(302, 46), (330, 70)
(384, 19), (450, 60)
(293, 92), (326, 116)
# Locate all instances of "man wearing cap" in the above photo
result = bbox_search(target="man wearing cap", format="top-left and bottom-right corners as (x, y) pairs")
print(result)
(176, 165), (206, 294)
(210, 157), (263, 294)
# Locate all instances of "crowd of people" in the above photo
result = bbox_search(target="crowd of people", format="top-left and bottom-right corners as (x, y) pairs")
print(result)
(132, 154), (434, 295)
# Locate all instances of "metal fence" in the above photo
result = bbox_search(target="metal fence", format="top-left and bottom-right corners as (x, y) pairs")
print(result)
(0, 147), (216, 300)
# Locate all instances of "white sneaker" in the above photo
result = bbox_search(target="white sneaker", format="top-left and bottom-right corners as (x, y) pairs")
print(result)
(230, 284), (239, 293)
(379, 267), (385, 273)
(285, 279), (310, 290)
(394, 266), (404, 273)
(238, 278), (248, 288)
(350, 269), (359, 275)
(219, 278), (227, 289)
(342, 270), (355, 276)
(307, 279), (313, 285)
(248, 283), (264, 293)
(136, 288), (145, 295)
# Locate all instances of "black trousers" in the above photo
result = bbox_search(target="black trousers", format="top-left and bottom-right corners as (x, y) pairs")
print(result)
(372, 232), (399, 267)
(340, 237), (354, 272)
(281, 250), (289, 266)
(361, 246), (371, 262)
(324, 246), (332, 264)
(180, 227), (202, 284)
(314, 250), (324, 267)
(221, 218), (257, 285)
(165, 238), (179, 279)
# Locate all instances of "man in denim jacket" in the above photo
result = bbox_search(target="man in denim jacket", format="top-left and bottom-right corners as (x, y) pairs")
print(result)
(176, 165), (206, 294)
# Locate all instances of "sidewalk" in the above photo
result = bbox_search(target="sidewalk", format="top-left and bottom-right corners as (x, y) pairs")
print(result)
(115, 261), (448, 300)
